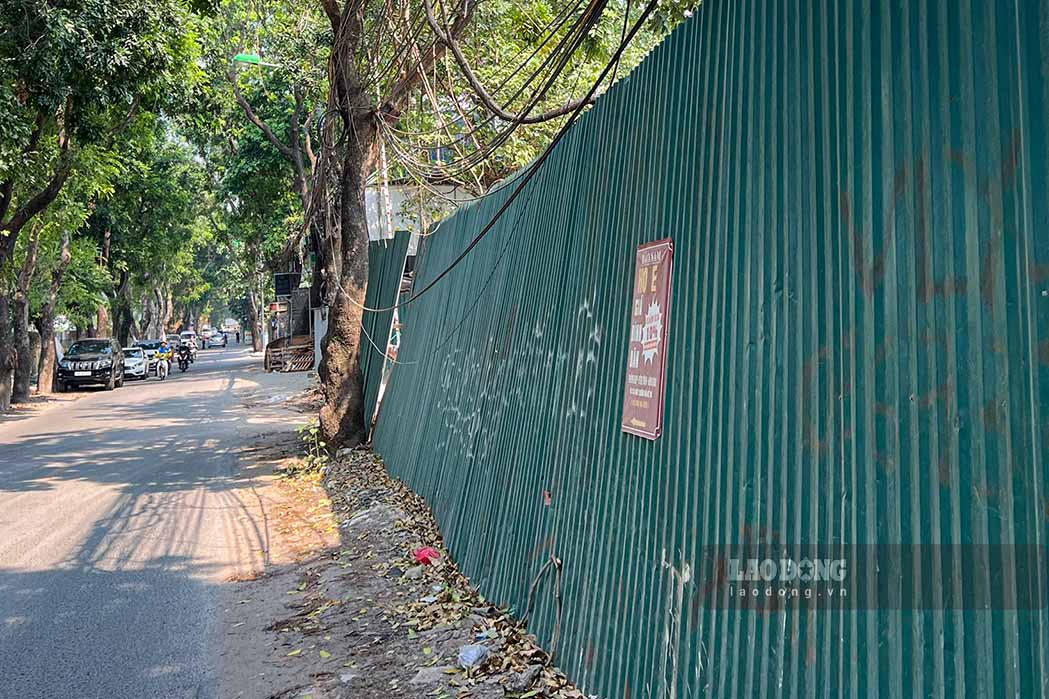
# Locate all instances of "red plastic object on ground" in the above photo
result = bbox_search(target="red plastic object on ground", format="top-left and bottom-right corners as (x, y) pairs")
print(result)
(415, 547), (441, 565)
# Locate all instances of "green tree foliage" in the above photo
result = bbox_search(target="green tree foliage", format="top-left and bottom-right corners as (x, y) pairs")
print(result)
(0, 0), (208, 407)
(18, 145), (123, 324)
(83, 126), (215, 343)
(0, 0), (202, 254)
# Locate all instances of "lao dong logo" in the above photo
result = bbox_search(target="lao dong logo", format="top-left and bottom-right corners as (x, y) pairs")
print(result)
(723, 556), (849, 605)
(727, 557), (847, 583)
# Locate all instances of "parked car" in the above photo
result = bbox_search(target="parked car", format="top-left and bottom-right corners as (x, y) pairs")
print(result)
(57, 338), (125, 391)
(207, 331), (228, 348)
(122, 346), (148, 379)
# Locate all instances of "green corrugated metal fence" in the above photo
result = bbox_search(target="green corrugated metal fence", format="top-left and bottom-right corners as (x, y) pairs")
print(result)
(360, 230), (410, 424)
(371, 1), (1049, 696)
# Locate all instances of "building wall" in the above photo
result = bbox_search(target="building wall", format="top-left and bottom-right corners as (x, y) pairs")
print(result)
(366, 184), (477, 255)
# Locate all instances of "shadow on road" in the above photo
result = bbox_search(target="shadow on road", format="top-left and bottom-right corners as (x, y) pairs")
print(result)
(0, 347), (316, 698)
(0, 559), (222, 697)
(0, 357), (301, 495)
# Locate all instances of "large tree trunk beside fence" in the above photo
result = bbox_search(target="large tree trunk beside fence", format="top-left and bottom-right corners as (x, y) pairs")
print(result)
(318, 116), (376, 448)
(311, 0), (473, 448)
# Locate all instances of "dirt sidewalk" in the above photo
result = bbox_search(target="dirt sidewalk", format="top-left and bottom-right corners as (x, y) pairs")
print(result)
(216, 392), (592, 699)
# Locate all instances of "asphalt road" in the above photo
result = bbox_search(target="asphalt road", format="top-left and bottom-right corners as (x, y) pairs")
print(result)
(0, 346), (300, 699)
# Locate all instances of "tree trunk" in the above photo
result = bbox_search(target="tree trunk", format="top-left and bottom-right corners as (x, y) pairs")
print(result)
(12, 225), (41, 402)
(29, 328), (40, 382)
(311, 0), (471, 447)
(35, 227), (71, 395)
(0, 292), (15, 412)
(36, 313), (57, 394)
(12, 291), (32, 402)
(96, 303), (110, 338)
(251, 315), (263, 352)
(247, 279), (263, 352)
(163, 289), (173, 334)
(140, 291), (154, 339)
(111, 268), (136, 346)
(182, 304), (197, 332)
(318, 114), (377, 448)
(148, 287), (166, 338)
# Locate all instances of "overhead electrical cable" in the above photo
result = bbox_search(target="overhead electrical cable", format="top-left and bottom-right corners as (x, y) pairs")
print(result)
(344, 0), (658, 315)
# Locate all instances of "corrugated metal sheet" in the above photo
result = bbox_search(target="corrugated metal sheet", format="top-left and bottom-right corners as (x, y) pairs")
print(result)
(371, 1), (1049, 696)
(360, 230), (410, 424)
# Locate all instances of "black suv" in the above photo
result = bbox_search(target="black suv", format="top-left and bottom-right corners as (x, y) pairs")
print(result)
(57, 338), (125, 391)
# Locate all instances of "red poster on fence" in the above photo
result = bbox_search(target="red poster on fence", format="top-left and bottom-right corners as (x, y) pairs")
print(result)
(621, 238), (674, 440)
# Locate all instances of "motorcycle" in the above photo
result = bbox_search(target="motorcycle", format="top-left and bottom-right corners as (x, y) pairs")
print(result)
(177, 346), (191, 372)
(155, 348), (172, 380)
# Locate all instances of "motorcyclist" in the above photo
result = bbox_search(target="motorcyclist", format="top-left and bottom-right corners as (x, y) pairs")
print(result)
(176, 343), (191, 372)
(156, 340), (174, 379)
(181, 336), (197, 362)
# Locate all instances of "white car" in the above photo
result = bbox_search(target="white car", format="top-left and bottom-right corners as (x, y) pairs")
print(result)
(133, 339), (164, 375)
(122, 346), (148, 379)
(207, 331), (228, 348)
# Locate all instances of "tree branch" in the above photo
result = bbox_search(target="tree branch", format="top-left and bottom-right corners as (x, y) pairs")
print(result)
(0, 112), (47, 225)
(44, 226), (73, 313)
(288, 86), (312, 211)
(322, 0), (342, 31)
(17, 224), (42, 294)
(228, 68), (296, 160)
(303, 109), (318, 173)
(1, 138), (73, 260)
(105, 97), (141, 139)
(269, 227), (310, 271)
